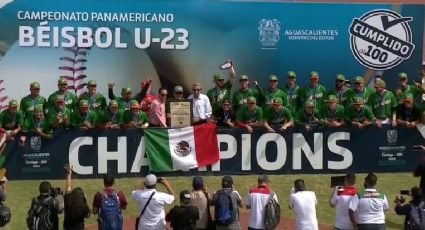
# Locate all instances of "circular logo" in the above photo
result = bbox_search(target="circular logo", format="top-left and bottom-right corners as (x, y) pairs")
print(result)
(349, 9), (415, 70)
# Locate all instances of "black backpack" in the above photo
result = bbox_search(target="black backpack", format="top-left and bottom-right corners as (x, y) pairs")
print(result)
(0, 202), (11, 227)
(26, 196), (54, 230)
(409, 201), (425, 230)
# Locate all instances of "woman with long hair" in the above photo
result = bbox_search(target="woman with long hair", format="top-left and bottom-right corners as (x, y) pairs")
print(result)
(63, 164), (90, 230)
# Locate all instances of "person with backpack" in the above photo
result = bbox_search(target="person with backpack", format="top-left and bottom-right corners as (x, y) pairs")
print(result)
(27, 181), (64, 230)
(245, 175), (279, 230)
(211, 175), (244, 230)
(92, 174), (127, 230)
(395, 186), (425, 230)
(63, 164), (90, 230)
(166, 190), (199, 230)
(132, 174), (175, 230)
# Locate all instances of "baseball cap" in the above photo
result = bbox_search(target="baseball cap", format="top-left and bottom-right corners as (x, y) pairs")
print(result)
(353, 97), (364, 104)
(58, 78), (67, 85)
(287, 71), (296, 78)
(122, 87), (132, 93)
(180, 190), (192, 204)
(55, 95), (65, 103)
(130, 100), (139, 108)
(108, 100), (119, 107)
(336, 74), (345, 81)
(239, 75), (249, 81)
(87, 80), (97, 86)
(309, 71), (319, 79)
(268, 75), (278, 81)
(30, 82), (40, 89)
(79, 100), (89, 107)
(271, 98), (283, 105)
(222, 175), (233, 186)
(354, 76), (364, 83)
(375, 79), (386, 88)
(305, 100), (315, 107)
(192, 176), (204, 190)
(247, 96), (256, 103)
(34, 104), (43, 113)
(398, 72), (408, 80)
(213, 74), (224, 82)
(174, 85), (184, 93)
(325, 95), (337, 103)
(8, 100), (18, 108)
(403, 93), (414, 101)
(144, 174), (157, 186)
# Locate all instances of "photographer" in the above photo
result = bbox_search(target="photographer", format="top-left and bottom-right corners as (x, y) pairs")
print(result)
(27, 181), (64, 230)
(63, 165), (90, 230)
(394, 187), (425, 229)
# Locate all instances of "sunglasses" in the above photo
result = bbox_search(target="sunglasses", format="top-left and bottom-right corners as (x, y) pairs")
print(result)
(160, 93), (167, 96)
(223, 103), (230, 106)
(193, 89), (201, 91)
(175, 92), (183, 94)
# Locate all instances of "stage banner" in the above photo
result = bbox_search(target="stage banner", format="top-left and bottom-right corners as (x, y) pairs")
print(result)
(2, 125), (425, 180)
(0, 1), (423, 105)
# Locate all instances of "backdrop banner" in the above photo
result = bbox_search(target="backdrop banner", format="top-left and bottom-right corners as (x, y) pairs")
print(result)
(3, 125), (425, 180)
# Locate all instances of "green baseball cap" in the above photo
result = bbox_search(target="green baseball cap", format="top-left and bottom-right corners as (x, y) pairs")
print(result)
(130, 100), (139, 108)
(122, 87), (132, 93)
(325, 95), (337, 103)
(8, 100), (18, 108)
(30, 82), (40, 89)
(336, 74), (345, 81)
(375, 79), (386, 88)
(174, 85), (184, 93)
(354, 76), (364, 83)
(55, 95), (65, 102)
(398, 72), (408, 80)
(79, 100), (89, 107)
(87, 80), (97, 86)
(271, 98), (283, 105)
(58, 78), (67, 85)
(353, 97), (364, 104)
(268, 75), (278, 81)
(309, 71), (319, 79)
(34, 104), (43, 113)
(239, 75), (249, 81)
(247, 96), (256, 103)
(403, 93), (414, 101)
(213, 74), (224, 82)
(287, 71), (296, 78)
(108, 100), (119, 107)
(305, 100), (315, 107)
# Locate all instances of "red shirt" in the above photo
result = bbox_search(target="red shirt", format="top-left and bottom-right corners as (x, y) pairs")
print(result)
(92, 187), (128, 211)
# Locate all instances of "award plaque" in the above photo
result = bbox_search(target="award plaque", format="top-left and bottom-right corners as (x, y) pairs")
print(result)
(169, 100), (192, 128)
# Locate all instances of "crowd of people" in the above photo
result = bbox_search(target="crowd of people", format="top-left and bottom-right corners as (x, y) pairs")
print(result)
(1, 65), (424, 145)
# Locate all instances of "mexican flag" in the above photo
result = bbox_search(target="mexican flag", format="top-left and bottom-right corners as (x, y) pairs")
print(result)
(145, 123), (220, 172)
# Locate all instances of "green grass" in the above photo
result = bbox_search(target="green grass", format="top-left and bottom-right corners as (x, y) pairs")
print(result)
(3, 173), (416, 229)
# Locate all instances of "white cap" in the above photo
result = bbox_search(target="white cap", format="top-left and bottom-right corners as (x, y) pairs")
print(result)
(144, 174), (157, 186)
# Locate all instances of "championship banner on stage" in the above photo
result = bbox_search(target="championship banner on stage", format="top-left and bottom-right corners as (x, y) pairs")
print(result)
(0, 0), (423, 104)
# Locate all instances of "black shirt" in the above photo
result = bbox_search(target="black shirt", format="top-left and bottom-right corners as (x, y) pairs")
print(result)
(63, 193), (90, 230)
(213, 108), (235, 127)
(166, 205), (199, 230)
(396, 104), (421, 122)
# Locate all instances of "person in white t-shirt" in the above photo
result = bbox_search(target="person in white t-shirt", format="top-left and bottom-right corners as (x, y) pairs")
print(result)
(289, 179), (318, 230)
(245, 174), (278, 230)
(132, 174), (175, 230)
(330, 173), (357, 230)
(349, 172), (388, 230)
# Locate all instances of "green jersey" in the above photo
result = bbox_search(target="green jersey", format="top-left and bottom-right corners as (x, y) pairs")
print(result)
(0, 110), (24, 130)
(98, 110), (124, 125)
(393, 85), (425, 104)
(46, 107), (72, 130)
(236, 105), (263, 123)
(295, 109), (322, 126)
(232, 88), (259, 112)
(257, 87), (288, 110)
(79, 92), (107, 113)
(282, 84), (301, 116)
(207, 81), (232, 113)
(321, 105), (345, 122)
(20, 95), (47, 119)
(344, 87), (374, 106)
(298, 84), (328, 112)
(47, 91), (77, 111)
(345, 105), (375, 123)
(115, 97), (132, 111)
(328, 88), (350, 106)
(367, 90), (397, 119)
(22, 117), (52, 134)
(70, 110), (98, 128)
(123, 110), (149, 126)
(264, 107), (293, 125)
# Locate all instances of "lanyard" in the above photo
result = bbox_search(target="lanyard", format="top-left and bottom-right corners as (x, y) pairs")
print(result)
(34, 118), (43, 128)
(108, 111), (117, 123)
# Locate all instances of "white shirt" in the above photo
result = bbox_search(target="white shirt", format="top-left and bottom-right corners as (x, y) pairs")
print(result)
(330, 186), (357, 229)
(132, 188), (175, 230)
(245, 185), (278, 229)
(289, 191), (318, 230)
(349, 188), (388, 224)
(187, 94), (212, 120)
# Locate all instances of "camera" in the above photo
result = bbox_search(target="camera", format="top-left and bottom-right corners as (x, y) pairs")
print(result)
(49, 187), (63, 197)
(157, 177), (164, 183)
(400, 190), (411, 195)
